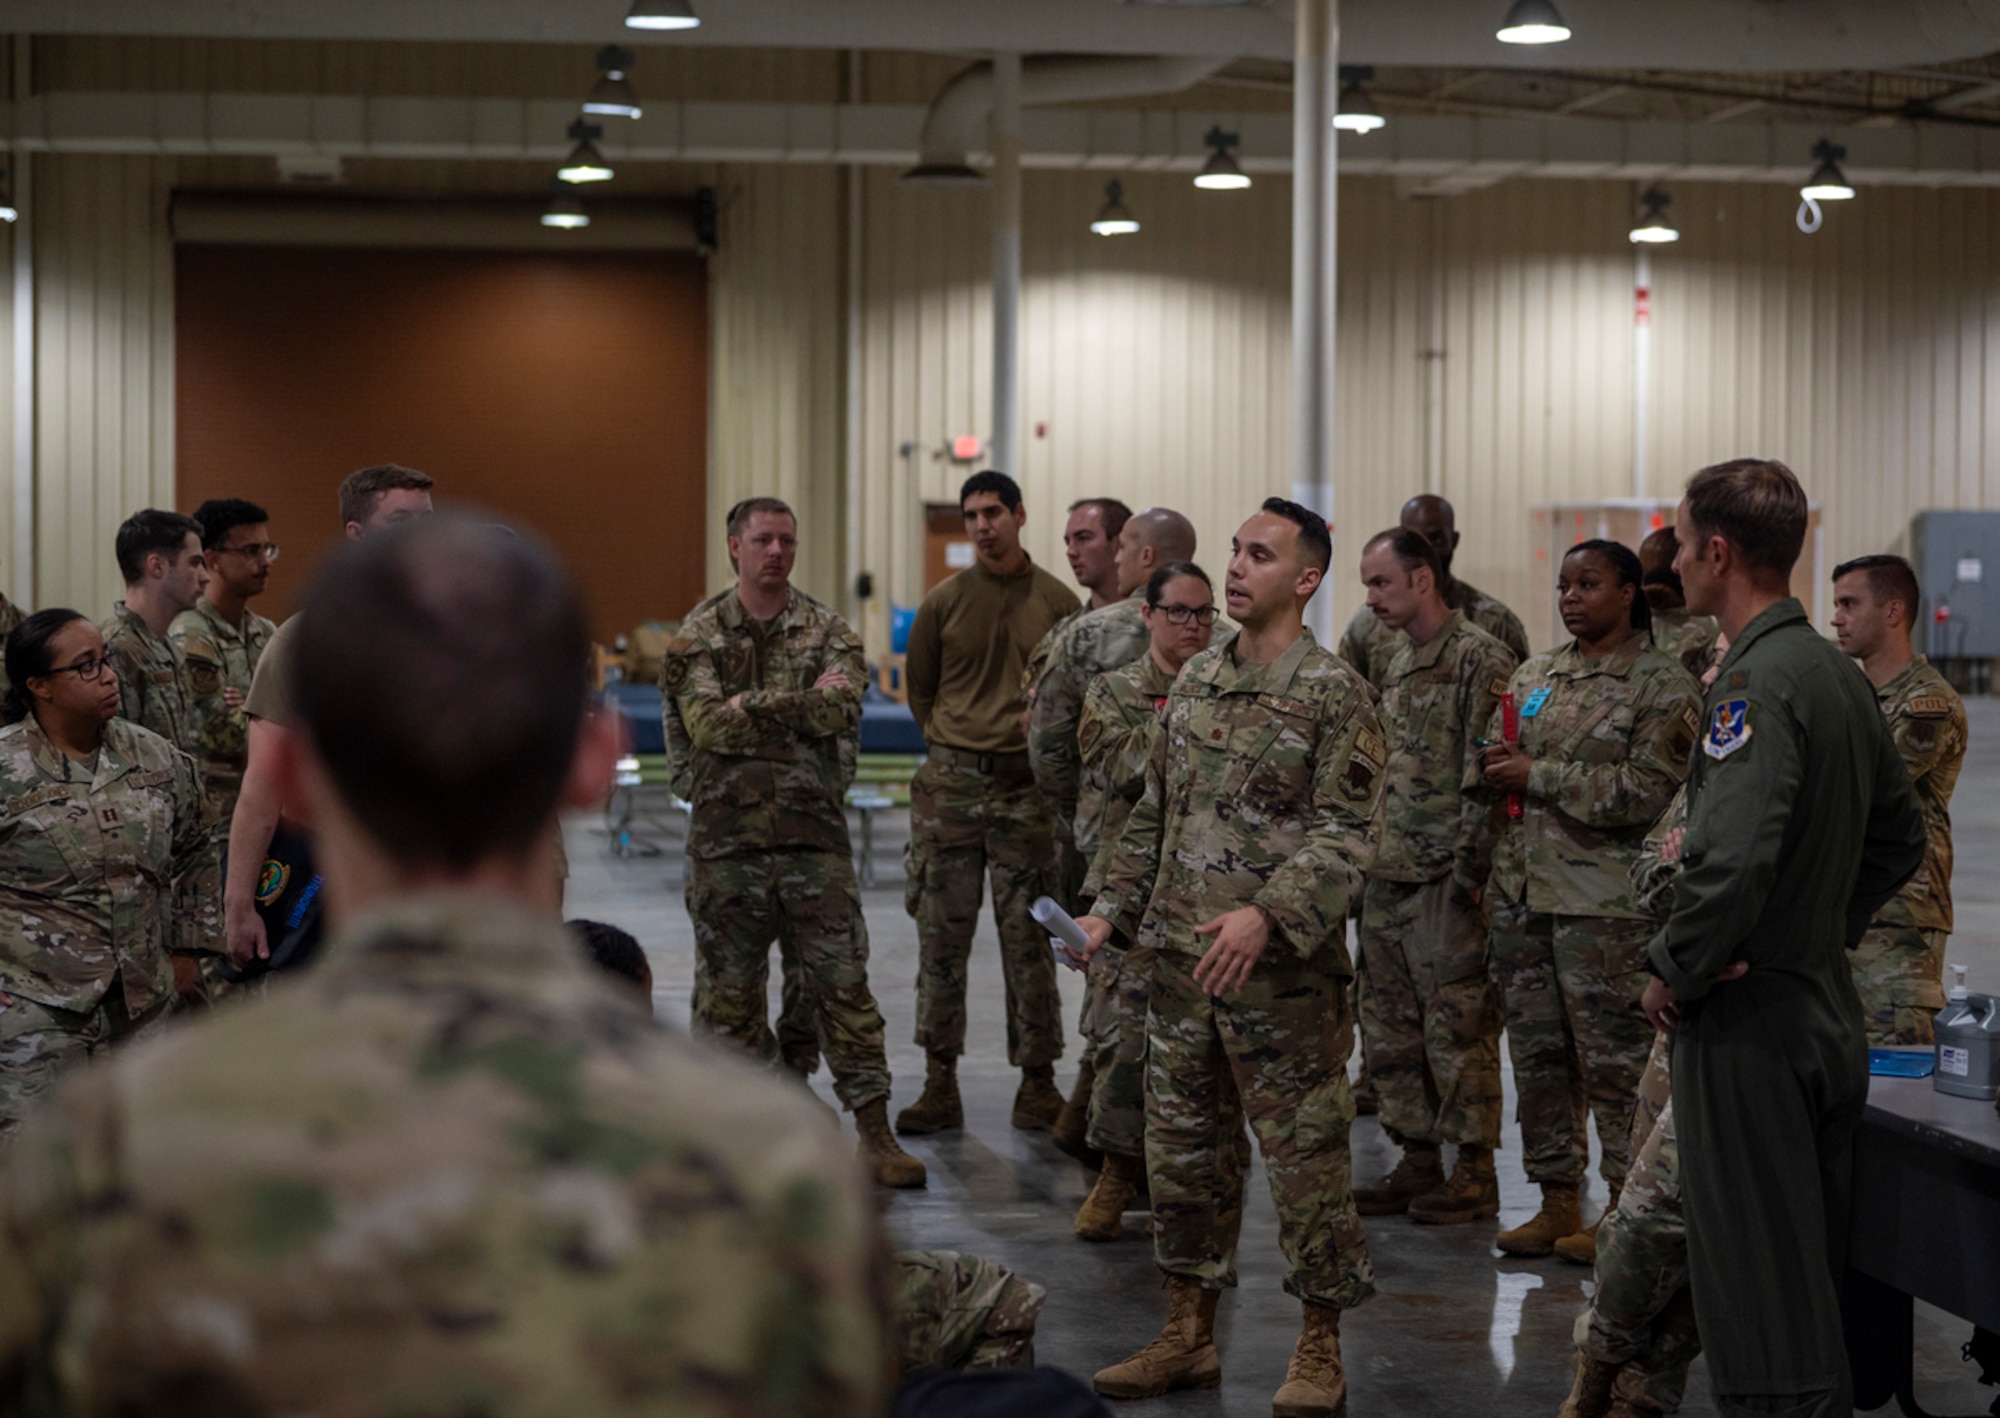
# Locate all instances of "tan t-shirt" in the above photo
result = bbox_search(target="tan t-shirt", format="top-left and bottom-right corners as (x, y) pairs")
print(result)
(906, 557), (1079, 754)
(242, 615), (298, 727)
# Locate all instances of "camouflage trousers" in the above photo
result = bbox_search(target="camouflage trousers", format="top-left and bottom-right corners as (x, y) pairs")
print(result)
(1356, 875), (1504, 1150)
(904, 759), (1064, 1068)
(171, 950), (267, 1013)
(1147, 949), (1375, 1310)
(686, 848), (893, 1111)
(1081, 942), (1153, 1158)
(0, 984), (169, 1137)
(894, 1250), (1046, 1374)
(1489, 902), (1654, 1188)
(1851, 925), (1946, 1047)
(1574, 1031), (1695, 1414)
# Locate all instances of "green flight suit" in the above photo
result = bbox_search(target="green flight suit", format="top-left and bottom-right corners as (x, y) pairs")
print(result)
(1647, 598), (1923, 1418)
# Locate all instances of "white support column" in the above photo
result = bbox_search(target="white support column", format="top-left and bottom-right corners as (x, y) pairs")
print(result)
(1632, 246), (1652, 501)
(1292, 0), (1337, 644)
(10, 36), (31, 603)
(989, 51), (1022, 480)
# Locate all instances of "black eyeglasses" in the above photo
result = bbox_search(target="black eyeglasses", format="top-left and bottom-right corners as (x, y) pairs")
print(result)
(216, 542), (281, 562)
(44, 655), (115, 683)
(1155, 605), (1220, 627)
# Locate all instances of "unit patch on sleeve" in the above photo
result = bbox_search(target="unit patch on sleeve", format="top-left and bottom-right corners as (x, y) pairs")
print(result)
(1704, 699), (1753, 761)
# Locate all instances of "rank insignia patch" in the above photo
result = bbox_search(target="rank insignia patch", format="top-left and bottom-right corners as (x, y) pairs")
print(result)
(1704, 699), (1752, 761)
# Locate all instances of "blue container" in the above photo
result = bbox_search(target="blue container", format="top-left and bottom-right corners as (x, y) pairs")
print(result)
(891, 605), (918, 654)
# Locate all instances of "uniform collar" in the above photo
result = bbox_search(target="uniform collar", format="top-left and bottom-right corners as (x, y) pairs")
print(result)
(195, 595), (254, 644)
(317, 891), (605, 995)
(1549, 632), (1648, 680)
(22, 713), (142, 791)
(112, 601), (169, 648)
(1404, 609), (1468, 672)
(1718, 597), (1809, 674)
(716, 586), (803, 632)
(1195, 626), (1315, 694)
(1876, 651), (1931, 704)
(971, 552), (1038, 585)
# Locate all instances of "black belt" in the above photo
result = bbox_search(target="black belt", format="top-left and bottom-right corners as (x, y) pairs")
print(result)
(929, 744), (1031, 774)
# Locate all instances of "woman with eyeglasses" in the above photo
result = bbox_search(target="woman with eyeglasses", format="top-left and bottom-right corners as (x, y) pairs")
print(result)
(1067, 560), (1226, 1243)
(0, 609), (206, 1138)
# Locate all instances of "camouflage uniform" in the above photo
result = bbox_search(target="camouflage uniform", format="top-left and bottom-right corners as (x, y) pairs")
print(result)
(167, 596), (275, 1002)
(1479, 635), (1700, 1188)
(1072, 652), (1176, 1158)
(0, 894), (893, 1416)
(1357, 612), (1515, 1152)
(0, 592), (23, 702)
(1852, 654), (1964, 1046)
(0, 714), (205, 1136)
(894, 1250), (1046, 1373)
(1028, 593), (1151, 879)
(1093, 632), (1384, 1307)
(1572, 785), (1698, 1415)
(1648, 607), (1719, 681)
(664, 587), (893, 1111)
(1339, 576), (1529, 689)
(102, 602), (196, 751)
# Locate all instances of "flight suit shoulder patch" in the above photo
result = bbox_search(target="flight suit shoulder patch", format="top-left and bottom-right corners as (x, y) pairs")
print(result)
(1906, 695), (1952, 718)
(1703, 699), (1753, 761)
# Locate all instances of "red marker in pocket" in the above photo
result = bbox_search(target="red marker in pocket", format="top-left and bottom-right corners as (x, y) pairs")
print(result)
(1501, 691), (1524, 821)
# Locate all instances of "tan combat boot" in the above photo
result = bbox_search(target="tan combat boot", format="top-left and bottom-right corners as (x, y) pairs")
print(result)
(1554, 1183), (1621, 1266)
(1496, 1180), (1582, 1257)
(894, 1053), (963, 1135)
(1011, 1063), (1064, 1132)
(1555, 1352), (1620, 1418)
(1074, 1151), (1143, 1242)
(1051, 1059), (1102, 1166)
(854, 1100), (928, 1188)
(1093, 1276), (1222, 1399)
(1408, 1144), (1500, 1225)
(1352, 1145), (1443, 1216)
(1272, 1301), (1347, 1417)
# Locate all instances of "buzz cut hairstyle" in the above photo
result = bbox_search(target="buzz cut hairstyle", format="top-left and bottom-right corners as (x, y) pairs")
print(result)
(726, 497), (796, 540)
(570, 918), (651, 994)
(1260, 496), (1333, 576)
(1833, 553), (1922, 625)
(1069, 497), (1134, 542)
(191, 498), (270, 551)
(1365, 527), (1442, 586)
(115, 509), (204, 585)
(339, 464), (434, 529)
(960, 470), (1023, 513)
(1683, 458), (1808, 577)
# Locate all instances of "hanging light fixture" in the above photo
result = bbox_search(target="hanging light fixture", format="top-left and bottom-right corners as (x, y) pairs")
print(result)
(0, 169), (16, 224)
(624, 0), (700, 30)
(1496, 0), (1572, 44)
(557, 119), (614, 183)
(583, 46), (642, 119)
(540, 182), (590, 229)
(1193, 127), (1251, 190)
(1628, 188), (1679, 244)
(1090, 181), (1140, 236)
(1333, 66), (1387, 134)
(1800, 139), (1855, 201)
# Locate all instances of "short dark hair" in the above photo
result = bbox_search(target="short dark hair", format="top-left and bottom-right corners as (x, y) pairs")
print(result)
(1683, 459), (1807, 577)
(1260, 497), (1332, 576)
(1567, 538), (1653, 635)
(1364, 527), (1443, 586)
(3, 608), (89, 725)
(960, 470), (1023, 513)
(1833, 553), (1922, 625)
(1069, 498), (1133, 542)
(1639, 526), (1684, 598)
(726, 497), (795, 538)
(191, 498), (271, 551)
(1145, 560), (1211, 607)
(570, 919), (651, 995)
(339, 464), (434, 528)
(115, 509), (204, 584)
(291, 516), (589, 871)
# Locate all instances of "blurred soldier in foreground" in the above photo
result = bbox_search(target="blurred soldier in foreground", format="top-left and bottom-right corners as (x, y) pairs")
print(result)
(900, 471), (1079, 1138)
(0, 517), (892, 1417)
(1830, 553), (1965, 1046)
(1350, 528), (1515, 1226)
(664, 496), (925, 1188)
(1080, 499), (1383, 1417)
(1646, 460), (1922, 1418)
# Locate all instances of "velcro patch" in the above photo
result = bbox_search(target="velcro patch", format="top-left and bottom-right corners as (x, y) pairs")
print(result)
(1680, 704), (1701, 738)
(1907, 695), (1952, 718)
(1489, 677), (1511, 700)
(1704, 699), (1752, 761)
(127, 769), (174, 789)
(1354, 726), (1388, 767)
(186, 662), (221, 696)
(148, 669), (176, 685)
(4, 784), (69, 816)
(660, 655), (692, 691)
(1255, 693), (1313, 719)
(1341, 752), (1379, 802)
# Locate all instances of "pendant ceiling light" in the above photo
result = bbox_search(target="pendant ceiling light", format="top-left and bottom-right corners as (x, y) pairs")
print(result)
(1800, 139), (1856, 200)
(1627, 188), (1679, 244)
(625, 0), (699, 30)
(583, 46), (642, 119)
(1333, 65), (1387, 133)
(541, 183), (590, 229)
(1090, 181), (1140, 236)
(557, 119), (614, 183)
(1496, 0), (1572, 44)
(1193, 127), (1250, 190)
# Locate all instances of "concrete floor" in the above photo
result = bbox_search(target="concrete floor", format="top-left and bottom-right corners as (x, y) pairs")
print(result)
(565, 698), (2000, 1416)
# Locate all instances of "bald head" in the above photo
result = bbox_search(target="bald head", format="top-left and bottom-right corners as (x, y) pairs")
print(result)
(1400, 494), (1459, 579)
(1114, 507), (1199, 598)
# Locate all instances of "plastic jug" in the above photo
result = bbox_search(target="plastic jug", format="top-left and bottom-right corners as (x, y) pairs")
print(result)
(1933, 965), (2000, 1101)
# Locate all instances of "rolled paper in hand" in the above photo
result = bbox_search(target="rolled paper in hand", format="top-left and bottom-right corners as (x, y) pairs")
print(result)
(1031, 896), (1090, 968)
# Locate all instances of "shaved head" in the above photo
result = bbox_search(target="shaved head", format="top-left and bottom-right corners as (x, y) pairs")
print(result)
(1114, 506), (1199, 598)
(1399, 494), (1460, 578)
